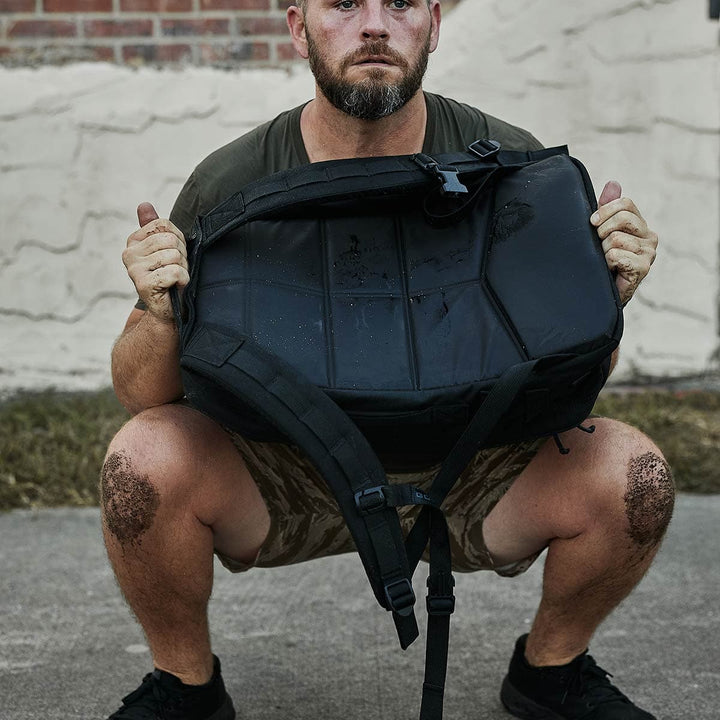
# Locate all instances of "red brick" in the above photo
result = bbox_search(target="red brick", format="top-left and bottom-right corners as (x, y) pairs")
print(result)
(277, 40), (301, 61)
(122, 42), (192, 63)
(83, 44), (115, 60)
(44, 0), (112, 11)
(120, 0), (191, 11)
(236, 15), (288, 36)
(161, 18), (229, 37)
(0, 0), (35, 12)
(200, 0), (268, 10)
(199, 40), (269, 64)
(8, 19), (76, 37)
(84, 19), (153, 38)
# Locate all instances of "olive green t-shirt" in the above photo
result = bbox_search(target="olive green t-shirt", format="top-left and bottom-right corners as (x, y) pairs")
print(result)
(168, 92), (543, 242)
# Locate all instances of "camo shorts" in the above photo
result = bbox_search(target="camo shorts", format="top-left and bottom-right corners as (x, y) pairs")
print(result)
(216, 434), (547, 576)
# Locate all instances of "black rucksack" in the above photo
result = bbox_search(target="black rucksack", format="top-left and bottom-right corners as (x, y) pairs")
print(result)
(173, 140), (623, 720)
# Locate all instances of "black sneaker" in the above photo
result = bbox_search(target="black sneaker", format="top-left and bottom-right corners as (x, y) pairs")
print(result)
(500, 634), (656, 719)
(108, 655), (236, 719)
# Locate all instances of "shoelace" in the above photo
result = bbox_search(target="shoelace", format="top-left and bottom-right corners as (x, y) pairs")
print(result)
(110, 671), (177, 719)
(561, 654), (632, 707)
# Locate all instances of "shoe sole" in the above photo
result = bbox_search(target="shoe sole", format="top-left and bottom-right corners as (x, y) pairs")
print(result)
(500, 675), (566, 720)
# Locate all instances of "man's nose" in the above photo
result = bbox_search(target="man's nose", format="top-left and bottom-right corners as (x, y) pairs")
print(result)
(360, 1), (390, 40)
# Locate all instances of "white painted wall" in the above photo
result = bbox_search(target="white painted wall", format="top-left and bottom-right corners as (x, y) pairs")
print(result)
(0, 0), (718, 393)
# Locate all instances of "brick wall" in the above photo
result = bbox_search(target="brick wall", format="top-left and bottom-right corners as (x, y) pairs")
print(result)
(0, 0), (302, 67)
(0, 0), (462, 67)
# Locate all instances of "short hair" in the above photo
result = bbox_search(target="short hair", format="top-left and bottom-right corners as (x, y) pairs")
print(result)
(296, 0), (432, 9)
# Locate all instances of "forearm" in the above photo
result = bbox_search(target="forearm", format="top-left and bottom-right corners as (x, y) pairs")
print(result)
(111, 310), (184, 415)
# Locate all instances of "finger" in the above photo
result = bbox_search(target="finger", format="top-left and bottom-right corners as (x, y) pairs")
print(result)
(143, 248), (189, 273)
(136, 265), (190, 297)
(598, 180), (622, 207)
(595, 207), (647, 241)
(591, 195), (640, 228)
(127, 225), (187, 254)
(123, 236), (189, 274)
(605, 248), (641, 303)
(601, 231), (643, 257)
(139, 231), (188, 258)
(596, 210), (650, 242)
(137, 202), (159, 228)
(605, 248), (639, 285)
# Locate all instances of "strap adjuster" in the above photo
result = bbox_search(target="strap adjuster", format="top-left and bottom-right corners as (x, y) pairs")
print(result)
(385, 578), (416, 616)
(426, 572), (456, 616)
(354, 486), (387, 515)
(468, 138), (501, 160)
(426, 595), (455, 616)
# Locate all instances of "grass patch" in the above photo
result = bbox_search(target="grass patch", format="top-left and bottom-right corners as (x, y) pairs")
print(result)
(0, 388), (130, 511)
(594, 389), (720, 494)
(0, 387), (718, 512)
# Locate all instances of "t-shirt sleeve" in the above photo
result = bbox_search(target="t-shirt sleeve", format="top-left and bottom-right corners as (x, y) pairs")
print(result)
(424, 93), (544, 155)
(484, 112), (544, 152)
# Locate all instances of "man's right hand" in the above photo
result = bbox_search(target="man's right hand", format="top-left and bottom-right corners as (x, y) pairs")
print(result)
(122, 202), (189, 323)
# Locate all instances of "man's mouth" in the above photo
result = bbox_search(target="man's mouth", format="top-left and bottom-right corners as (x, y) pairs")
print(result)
(356, 56), (394, 65)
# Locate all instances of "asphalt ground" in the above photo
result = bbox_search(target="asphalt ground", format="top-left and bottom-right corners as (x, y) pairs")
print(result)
(1, 494), (718, 719)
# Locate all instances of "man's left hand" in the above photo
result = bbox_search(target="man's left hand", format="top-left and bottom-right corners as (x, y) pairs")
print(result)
(591, 181), (658, 306)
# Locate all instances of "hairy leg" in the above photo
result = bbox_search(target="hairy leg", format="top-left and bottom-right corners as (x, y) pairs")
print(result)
(482, 418), (674, 666)
(100, 404), (270, 684)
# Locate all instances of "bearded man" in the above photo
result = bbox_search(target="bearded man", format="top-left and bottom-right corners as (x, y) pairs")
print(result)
(104, 1), (670, 719)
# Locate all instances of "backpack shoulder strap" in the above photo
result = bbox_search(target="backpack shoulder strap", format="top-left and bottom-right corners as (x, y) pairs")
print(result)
(179, 323), (423, 648)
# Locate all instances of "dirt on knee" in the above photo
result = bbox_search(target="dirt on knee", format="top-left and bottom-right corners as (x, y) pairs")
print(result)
(101, 450), (160, 548)
(624, 452), (675, 550)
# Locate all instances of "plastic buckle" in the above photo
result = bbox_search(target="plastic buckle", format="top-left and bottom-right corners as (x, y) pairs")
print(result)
(354, 486), (387, 515)
(426, 573), (456, 616)
(436, 166), (469, 197)
(412, 153), (468, 197)
(468, 138), (501, 160)
(385, 578), (416, 616)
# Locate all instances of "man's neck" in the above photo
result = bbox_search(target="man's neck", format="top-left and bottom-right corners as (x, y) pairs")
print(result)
(300, 90), (427, 163)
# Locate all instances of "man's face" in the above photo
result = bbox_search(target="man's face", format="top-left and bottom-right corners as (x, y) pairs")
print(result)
(300, 0), (440, 121)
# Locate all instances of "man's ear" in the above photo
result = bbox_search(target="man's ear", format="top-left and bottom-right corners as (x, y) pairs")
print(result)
(428, 0), (441, 54)
(287, 5), (310, 60)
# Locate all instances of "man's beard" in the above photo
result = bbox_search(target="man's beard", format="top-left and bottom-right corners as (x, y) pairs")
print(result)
(307, 35), (431, 121)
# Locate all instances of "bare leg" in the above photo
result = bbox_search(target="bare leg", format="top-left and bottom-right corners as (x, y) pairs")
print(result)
(100, 404), (270, 684)
(483, 418), (674, 666)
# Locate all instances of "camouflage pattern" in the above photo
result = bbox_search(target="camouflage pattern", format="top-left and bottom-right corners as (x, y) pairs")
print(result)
(217, 434), (547, 576)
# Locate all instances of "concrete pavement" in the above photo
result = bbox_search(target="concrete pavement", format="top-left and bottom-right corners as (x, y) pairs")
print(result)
(1, 494), (718, 719)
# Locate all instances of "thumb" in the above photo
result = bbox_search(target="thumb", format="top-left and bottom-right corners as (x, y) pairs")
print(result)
(598, 181), (622, 207)
(137, 202), (159, 228)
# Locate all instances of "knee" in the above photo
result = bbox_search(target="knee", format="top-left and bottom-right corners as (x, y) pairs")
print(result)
(623, 445), (675, 550)
(596, 420), (675, 550)
(100, 406), (195, 545)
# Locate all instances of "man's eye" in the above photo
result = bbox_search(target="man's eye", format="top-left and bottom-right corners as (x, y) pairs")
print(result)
(390, 0), (409, 7)
(338, 0), (355, 8)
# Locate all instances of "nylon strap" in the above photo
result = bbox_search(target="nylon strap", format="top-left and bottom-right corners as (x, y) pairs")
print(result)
(181, 327), (418, 647)
(196, 145), (570, 247)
